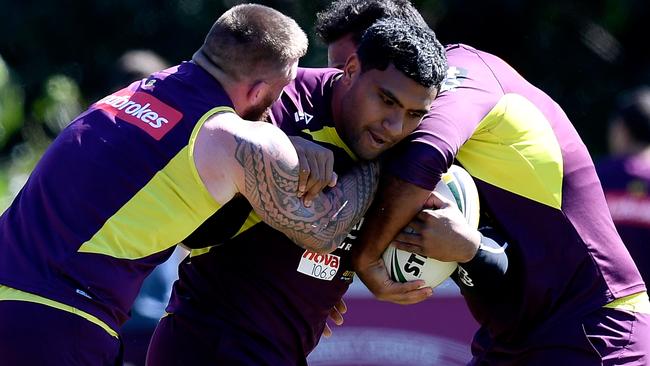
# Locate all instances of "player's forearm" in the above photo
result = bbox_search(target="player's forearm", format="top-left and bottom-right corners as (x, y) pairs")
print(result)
(224, 120), (380, 253)
(352, 217), (390, 272)
(199, 116), (381, 253)
(353, 176), (432, 271)
(294, 160), (380, 253)
(455, 226), (509, 293)
(245, 155), (380, 253)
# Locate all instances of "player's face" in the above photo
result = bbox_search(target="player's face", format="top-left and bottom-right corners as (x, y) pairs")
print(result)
(335, 55), (437, 160)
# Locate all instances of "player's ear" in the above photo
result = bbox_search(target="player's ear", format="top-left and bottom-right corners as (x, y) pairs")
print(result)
(246, 80), (267, 105)
(341, 53), (361, 85)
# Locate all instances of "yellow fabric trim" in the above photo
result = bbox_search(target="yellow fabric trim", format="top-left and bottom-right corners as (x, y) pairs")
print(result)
(0, 285), (118, 338)
(301, 127), (358, 161)
(191, 120), (349, 259)
(456, 94), (564, 209)
(190, 211), (262, 258)
(604, 291), (650, 314)
(190, 246), (213, 258)
(78, 107), (231, 259)
(188, 107), (235, 195)
(231, 211), (262, 238)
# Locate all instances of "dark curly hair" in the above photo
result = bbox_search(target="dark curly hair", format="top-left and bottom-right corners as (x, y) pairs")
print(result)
(357, 18), (447, 88)
(315, 0), (428, 45)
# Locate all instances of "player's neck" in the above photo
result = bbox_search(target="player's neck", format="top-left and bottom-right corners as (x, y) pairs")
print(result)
(192, 49), (238, 91)
(192, 49), (251, 114)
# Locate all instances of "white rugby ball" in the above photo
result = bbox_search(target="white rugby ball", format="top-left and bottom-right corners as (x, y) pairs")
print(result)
(382, 165), (480, 288)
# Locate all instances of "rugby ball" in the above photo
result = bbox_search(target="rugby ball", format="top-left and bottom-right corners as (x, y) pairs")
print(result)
(382, 165), (480, 288)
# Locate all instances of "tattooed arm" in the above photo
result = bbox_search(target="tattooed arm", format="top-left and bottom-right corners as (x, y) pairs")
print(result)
(193, 112), (380, 253)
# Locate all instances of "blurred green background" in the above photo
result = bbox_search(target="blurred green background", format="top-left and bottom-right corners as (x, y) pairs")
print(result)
(1, 0), (649, 210)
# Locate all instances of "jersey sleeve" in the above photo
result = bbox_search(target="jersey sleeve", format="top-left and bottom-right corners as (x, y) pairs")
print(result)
(384, 96), (481, 191)
(384, 46), (508, 191)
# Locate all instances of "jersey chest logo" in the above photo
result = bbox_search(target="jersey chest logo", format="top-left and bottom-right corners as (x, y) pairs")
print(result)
(96, 89), (183, 140)
(297, 250), (340, 281)
(294, 111), (313, 125)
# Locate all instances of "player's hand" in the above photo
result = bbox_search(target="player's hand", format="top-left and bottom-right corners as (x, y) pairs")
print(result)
(288, 135), (338, 207)
(322, 298), (347, 338)
(391, 191), (480, 263)
(355, 257), (432, 305)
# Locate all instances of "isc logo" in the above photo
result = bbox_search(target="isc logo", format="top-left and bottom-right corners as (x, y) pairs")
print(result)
(96, 88), (183, 140)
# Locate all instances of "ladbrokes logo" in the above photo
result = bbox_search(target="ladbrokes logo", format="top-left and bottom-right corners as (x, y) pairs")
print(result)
(96, 89), (183, 140)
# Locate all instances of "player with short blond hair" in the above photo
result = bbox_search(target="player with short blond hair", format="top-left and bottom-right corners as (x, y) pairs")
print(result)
(0, 4), (378, 365)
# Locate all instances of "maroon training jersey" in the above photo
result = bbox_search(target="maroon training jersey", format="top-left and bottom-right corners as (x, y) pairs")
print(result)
(166, 68), (360, 364)
(385, 44), (645, 354)
(0, 62), (235, 333)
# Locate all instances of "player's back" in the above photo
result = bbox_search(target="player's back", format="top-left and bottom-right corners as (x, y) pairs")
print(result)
(0, 61), (235, 332)
(466, 44), (643, 308)
(407, 44), (645, 349)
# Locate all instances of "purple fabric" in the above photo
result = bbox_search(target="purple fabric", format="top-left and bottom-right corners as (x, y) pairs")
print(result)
(0, 301), (122, 365)
(468, 307), (650, 365)
(146, 311), (303, 366)
(469, 308), (650, 366)
(385, 44), (644, 357)
(584, 307), (650, 365)
(0, 61), (233, 331)
(160, 68), (355, 364)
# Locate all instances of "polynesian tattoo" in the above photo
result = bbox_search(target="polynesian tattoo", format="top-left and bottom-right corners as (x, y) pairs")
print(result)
(234, 135), (380, 252)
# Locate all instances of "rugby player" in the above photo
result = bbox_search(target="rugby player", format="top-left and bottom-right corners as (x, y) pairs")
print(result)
(145, 18), (447, 366)
(316, 0), (650, 364)
(0, 4), (377, 365)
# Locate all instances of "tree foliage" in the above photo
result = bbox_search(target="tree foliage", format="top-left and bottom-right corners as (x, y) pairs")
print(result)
(0, 0), (648, 208)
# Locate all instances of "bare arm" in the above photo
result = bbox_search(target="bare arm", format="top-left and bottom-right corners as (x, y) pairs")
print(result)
(352, 175), (434, 304)
(194, 112), (379, 253)
(354, 175), (432, 269)
(354, 174), (483, 304)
